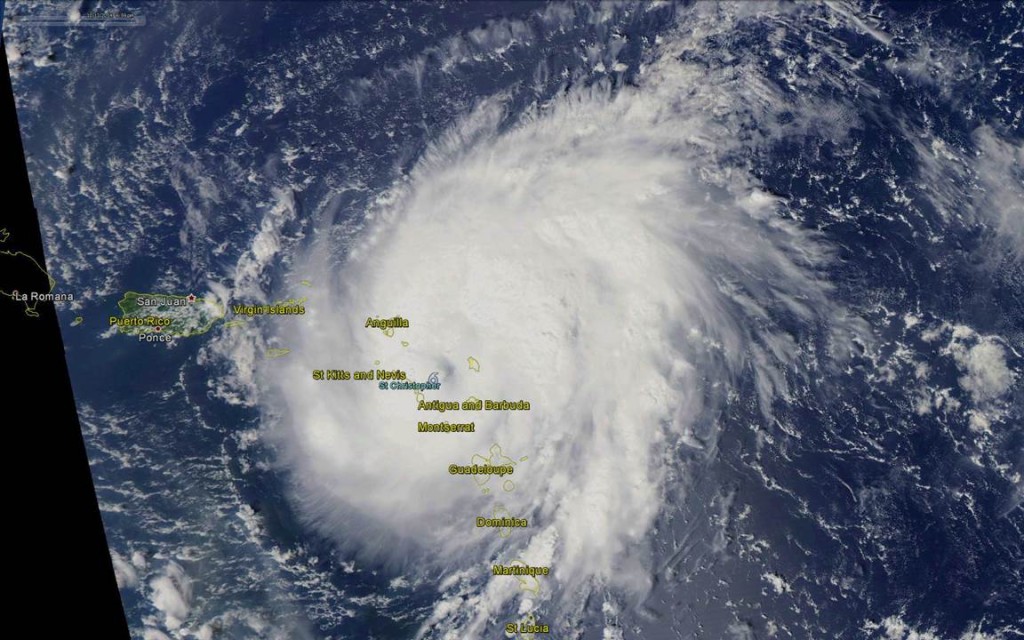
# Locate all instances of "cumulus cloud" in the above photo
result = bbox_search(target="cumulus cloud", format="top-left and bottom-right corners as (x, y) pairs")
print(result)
(256, 11), (857, 634)
(943, 327), (1016, 404)
(233, 187), (298, 300)
(957, 341), (1015, 403)
(148, 562), (192, 631)
(865, 615), (1011, 640)
(110, 550), (139, 589)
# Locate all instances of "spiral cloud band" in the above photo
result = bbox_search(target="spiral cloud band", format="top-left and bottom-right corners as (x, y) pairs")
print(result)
(263, 14), (851, 637)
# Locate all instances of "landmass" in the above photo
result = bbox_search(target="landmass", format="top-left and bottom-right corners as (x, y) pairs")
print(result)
(113, 291), (225, 338)
(0, 227), (61, 318)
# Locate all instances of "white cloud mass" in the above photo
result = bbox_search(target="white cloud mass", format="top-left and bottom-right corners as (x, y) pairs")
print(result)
(259, 11), (857, 636)
(953, 337), (1015, 404)
(148, 561), (193, 631)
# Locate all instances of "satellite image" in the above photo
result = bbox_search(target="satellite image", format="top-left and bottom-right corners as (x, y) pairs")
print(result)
(2, 1), (1022, 638)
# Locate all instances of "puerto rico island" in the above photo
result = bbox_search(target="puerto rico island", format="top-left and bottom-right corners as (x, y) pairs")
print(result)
(113, 292), (225, 340)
